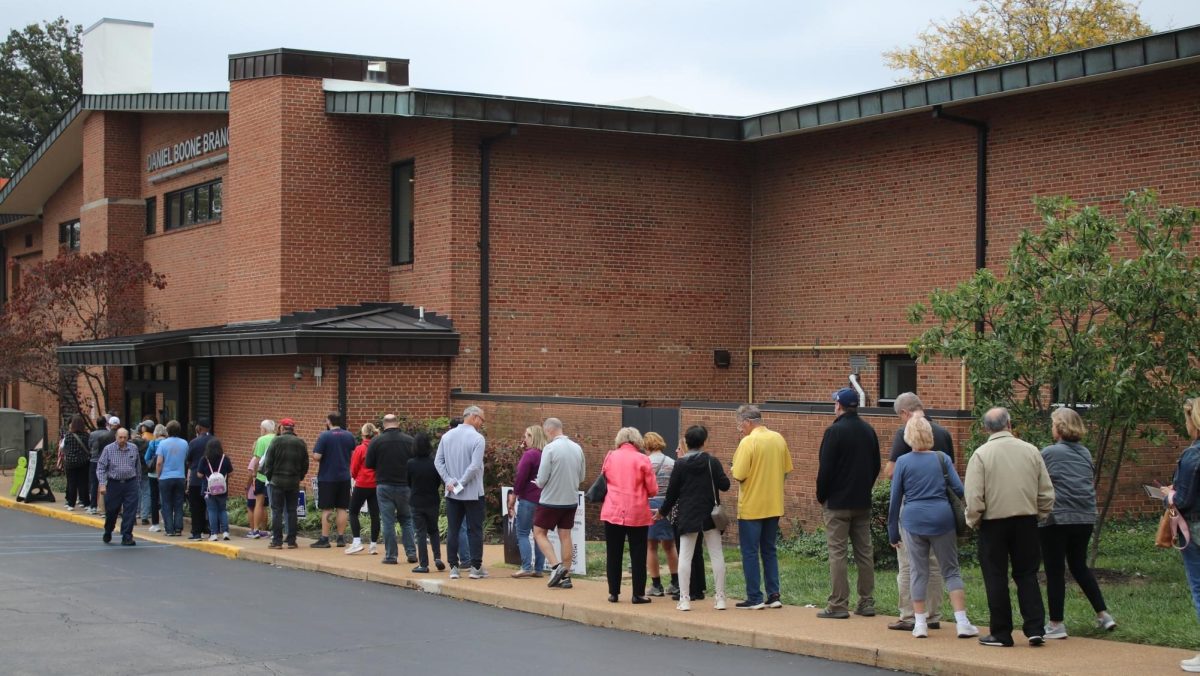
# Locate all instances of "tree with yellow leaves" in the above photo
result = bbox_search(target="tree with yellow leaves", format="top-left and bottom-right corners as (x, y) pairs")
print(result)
(885, 0), (1152, 82)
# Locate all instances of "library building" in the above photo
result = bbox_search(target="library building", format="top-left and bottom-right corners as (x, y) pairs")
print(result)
(2, 18), (1198, 526)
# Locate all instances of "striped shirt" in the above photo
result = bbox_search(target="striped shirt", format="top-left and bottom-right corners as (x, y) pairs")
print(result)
(97, 442), (141, 486)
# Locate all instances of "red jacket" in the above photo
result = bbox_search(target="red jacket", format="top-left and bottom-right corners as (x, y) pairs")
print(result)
(600, 442), (657, 526)
(351, 442), (376, 488)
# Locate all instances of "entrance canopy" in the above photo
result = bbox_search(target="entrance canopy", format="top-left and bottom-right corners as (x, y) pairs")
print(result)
(58, 303), (458, 366)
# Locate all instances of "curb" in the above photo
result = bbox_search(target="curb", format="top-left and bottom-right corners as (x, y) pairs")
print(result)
(3, 495), (1191, 676)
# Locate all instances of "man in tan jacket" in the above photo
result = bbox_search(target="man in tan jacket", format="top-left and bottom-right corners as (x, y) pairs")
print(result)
(964, 407), (1055, 648)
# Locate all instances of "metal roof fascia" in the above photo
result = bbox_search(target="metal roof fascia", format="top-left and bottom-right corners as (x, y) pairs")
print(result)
(741, 25), (1200, 141)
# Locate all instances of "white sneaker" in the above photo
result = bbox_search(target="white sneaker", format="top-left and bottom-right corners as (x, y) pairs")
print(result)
(469, 566), (489, 579)
(1095, 613), (1117, 632)
(1181, 654), (1200, 672)
(65, 505), (74, 511)
(148, 525), (161, 532)
(913, 623), (929, 638)
(208, 534), (219, 542)
(1044, 623), (1068, 639)
(676, 598), (691, 611)
(368, 542), (378, 555)
(345, 542), (364, 555)
(449, 566), (460, 579)
(222, 532), (230, 541)
(957, 622), (980, 638)
(714, 594), (727, 610)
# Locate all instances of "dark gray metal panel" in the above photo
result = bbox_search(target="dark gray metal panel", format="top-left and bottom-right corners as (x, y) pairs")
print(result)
(976, 70), (1002, 95)
(485, 99), (515, 122)
(859, 94), (882, 117)
(455, 96), (484, 120)
(1146, 34), (1178, 63)
(903, 84), (927, 108)
(741, 117), (761, 140)
(927, 79), (951, 104)
(817, 101), (838, 125)
(1181, 28), (1200, 57)
(760, 113), (781, 136)
(778, 108), (800, 132)
(950, 75), (976, 100)
(837, 98), (860, 121)
(1114, 41), (1146, 69)
(1001, 64), (1029, 90)
(1085, 47), (1115, 75)
(1028, 60), (1056, 86)
(0, 98), (82, 208)
(881, 90), (905, 113)
(798, 106), (820, 128)
(1056, 52), (1084, 80)
(516, 102), (544, 124)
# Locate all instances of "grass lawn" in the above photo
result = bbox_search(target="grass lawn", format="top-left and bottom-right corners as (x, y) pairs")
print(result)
(552, 519), (1197, 650)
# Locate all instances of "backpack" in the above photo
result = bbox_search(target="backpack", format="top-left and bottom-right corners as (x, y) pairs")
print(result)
(206, 456), (228, 496)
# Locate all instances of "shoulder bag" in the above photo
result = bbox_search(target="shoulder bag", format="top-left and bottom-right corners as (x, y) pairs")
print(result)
(940, 452), (968, 538)
(708, 455), (729, 532)
(585, 452), (611, 504)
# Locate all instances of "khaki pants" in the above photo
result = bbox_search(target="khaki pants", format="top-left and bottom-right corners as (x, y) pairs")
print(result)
(822, 507), (874, 613)
(897, 540), (943, 622)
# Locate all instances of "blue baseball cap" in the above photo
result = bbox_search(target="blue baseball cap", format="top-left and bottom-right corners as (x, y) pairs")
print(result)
(832, 387), (859, 407)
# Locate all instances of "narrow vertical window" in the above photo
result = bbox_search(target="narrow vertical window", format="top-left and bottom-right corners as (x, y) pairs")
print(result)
(391, 161), (414, 265)
(145, 197), (157, 235)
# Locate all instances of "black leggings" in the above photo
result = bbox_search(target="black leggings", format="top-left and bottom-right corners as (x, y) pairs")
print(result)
(412, 504), (441, 567)
(147, 477), (160, 525)
(349, 486), (380, 541)
(1039, 523), (1108, 621)
(604, 522), (648, 598)
(65, 464), (91, 507)
(188, 484), (209, 535)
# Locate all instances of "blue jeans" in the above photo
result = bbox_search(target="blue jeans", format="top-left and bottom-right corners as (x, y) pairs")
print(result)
(139, 474), (151, 519)
(378, 484), (412, 562)
(738, 517), (780, 604)
(1182, 536), (1200, 621)
(206, 494), (229, 535)
(516, 498), (545, 572)
(158, 478), (186, 534)
(402, 509), (416, 557)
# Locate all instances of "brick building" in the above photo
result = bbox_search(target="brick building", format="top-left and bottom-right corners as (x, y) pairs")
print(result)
(2, 19), (1198, 527)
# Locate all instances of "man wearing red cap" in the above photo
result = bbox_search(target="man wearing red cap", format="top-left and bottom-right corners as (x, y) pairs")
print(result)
(261, 418), (309, 549)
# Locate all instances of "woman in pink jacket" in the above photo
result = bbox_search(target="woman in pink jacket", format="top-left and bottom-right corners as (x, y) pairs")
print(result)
(601, 427), (658, 604)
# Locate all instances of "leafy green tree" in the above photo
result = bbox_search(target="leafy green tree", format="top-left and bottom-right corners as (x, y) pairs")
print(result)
(908, 191), (1200, 562)
(885, 0), (1152, 82)
(0, 17), (82, 178)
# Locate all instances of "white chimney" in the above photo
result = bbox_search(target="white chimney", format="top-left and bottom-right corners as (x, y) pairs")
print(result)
(82, 18), (153, 95)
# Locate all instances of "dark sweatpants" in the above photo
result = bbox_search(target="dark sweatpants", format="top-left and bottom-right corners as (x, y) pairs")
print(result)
(188, 484), (209, 536)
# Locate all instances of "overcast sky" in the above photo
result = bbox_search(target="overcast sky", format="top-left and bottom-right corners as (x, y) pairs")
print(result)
(2, 0), (1199, 116)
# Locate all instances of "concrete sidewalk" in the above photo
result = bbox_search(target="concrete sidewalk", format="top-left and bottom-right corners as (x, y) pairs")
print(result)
(1, 487), (1191, 676)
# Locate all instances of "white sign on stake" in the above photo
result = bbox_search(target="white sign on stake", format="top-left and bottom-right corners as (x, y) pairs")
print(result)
(501, 487), (586, 576)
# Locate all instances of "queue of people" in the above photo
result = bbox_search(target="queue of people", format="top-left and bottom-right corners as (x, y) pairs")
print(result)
(74, 393), (1181, 661)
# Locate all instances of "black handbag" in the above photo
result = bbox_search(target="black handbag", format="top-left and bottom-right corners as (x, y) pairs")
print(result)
(585, 452), (611, 504)
(940, 452), (968, 537)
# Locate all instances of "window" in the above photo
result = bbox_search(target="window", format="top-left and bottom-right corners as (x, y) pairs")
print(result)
(58, 219), (80, 251)
(391, 161), (414, 265)
(145, 197), (157, 235)
(879, 355), (917, 403)
(165, 179), (222, 231)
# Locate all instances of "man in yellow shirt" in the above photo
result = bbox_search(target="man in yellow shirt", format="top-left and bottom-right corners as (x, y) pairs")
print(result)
(731, 404), (793, 609)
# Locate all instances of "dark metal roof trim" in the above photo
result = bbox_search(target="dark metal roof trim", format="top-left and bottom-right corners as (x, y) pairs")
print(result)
(57, 303), (458, 366)
(229, 48), (409, 85)
(742, 25), (1200, 140)
(326, 89), (742, 141)
(450, 392), (641, 407)
(0, 92), (229, 210)
(0, 99), (82, 208)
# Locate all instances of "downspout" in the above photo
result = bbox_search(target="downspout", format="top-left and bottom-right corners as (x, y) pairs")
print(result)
(337, 356), (348, 417)
(478, 126), (517, 393)
(932, 105), (988, 281)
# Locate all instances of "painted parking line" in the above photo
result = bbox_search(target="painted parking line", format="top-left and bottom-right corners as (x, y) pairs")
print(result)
(0, 544), (171, 556)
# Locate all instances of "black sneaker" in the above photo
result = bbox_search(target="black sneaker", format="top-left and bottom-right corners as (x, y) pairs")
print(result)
(979, 634), (1014, 647)
(559, 577), (573, 589)
(735, 600), (766, 610)
(649, 584), (666, 597)
(854, 606), (876, 617)
(816, 609), (850, 619)
(547, 563), (567, 588)
(411, 565), (429, 573)
(335, 535), (346, 548)
(1028, 635), (1045, 647)
(311, 536), (331, 548)
(121, 539), (136, 546)
(407, 555), (418, 563)
(435, 559), (447, 571)
(767, 593), (784, 609)
(102, 532), (112, 544)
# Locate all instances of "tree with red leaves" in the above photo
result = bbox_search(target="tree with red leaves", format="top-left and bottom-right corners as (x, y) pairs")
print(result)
(0, 251), (166, 426)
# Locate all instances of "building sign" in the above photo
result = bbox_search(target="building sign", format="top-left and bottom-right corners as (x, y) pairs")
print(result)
(146, 126), (229, 172)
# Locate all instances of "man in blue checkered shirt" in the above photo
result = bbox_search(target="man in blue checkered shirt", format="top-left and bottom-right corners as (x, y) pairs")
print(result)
(98, 428), (142, 546)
